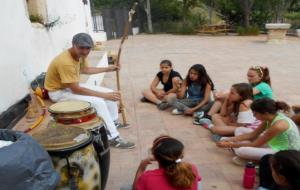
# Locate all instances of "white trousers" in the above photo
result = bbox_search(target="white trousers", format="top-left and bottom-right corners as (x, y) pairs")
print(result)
(48, 84), (119, 140)
(233, 127), (275, 160)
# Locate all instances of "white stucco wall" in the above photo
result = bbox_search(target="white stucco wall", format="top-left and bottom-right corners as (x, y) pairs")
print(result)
(0, 0), (106, 113)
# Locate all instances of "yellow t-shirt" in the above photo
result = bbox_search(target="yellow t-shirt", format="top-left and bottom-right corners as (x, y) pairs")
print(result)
(45, 50), (88, 91)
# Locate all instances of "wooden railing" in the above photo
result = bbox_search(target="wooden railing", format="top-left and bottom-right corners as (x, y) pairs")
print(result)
(196, 24), (230, 34)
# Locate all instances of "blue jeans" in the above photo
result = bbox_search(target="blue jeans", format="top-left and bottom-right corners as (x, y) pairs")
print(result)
(171, 98), (213, 112)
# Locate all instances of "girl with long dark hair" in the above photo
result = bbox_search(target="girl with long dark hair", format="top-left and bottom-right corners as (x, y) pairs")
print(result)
(198, 83), (260, 137)
(258, 150), (300, 190)
(169, 64), (214, 115)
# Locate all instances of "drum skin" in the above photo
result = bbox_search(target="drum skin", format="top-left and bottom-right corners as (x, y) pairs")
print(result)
(48, 101), (91, 114)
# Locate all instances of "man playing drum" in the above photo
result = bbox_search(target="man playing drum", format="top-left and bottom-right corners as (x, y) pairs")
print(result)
(45, 33), (135, 149)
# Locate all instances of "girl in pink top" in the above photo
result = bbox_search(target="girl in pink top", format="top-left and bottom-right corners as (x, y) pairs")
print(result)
(133, 135), (202, 190)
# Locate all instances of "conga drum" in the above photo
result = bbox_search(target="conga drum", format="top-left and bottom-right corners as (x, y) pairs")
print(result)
(32, 125), (100, 190)
(48, 100), (110, 190)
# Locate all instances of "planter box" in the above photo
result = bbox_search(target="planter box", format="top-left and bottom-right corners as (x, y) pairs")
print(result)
(265, 23), (291, 43)
(297, 29), (300, 37)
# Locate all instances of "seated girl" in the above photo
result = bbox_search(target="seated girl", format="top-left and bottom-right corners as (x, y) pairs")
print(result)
(196, 83), (259, 137)
(141, 60), (182, 110)
(168, 64), (214, 115)
(195, 66), (273, 122)
(292, 113), (300, 127)
(216, 98), (300, 162)
(291, 105), (300, 126)
(258, 150), (300, 190)
(132, 135), (202, 190)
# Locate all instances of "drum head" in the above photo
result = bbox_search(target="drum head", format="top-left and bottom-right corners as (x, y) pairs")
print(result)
(48, 100), (91, 114)
(32, 125), (92, 152)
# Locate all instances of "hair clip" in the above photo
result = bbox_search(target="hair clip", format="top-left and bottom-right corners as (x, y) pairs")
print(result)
(175, 158), (182, 163)
(251, 66), (263, 77)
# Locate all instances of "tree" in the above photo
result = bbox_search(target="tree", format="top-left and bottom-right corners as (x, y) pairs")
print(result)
(269, 0), (294, 22)
(139, 0), (153, 33)
(238, 0), (255, 27)
(214, 0), (243, 26)
(182, 0), (199, 23)
(93, 0), (131, 9)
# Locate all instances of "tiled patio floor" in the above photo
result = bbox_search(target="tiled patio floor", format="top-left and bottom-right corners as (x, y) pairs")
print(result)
(14, 34), (300, 190)
(102, 34), (300, 190)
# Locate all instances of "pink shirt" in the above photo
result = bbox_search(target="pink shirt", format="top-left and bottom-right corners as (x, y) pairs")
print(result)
(136, 164), (201, 190)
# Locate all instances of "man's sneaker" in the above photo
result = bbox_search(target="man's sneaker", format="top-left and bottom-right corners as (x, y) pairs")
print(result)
(109, 136), (136, 149)
(171, 109), (183, 115)
(193, 111), (205, 118)
(114, 120), (130, 129)
(140, 97), (150, 103)
(157, 102), (169, 110)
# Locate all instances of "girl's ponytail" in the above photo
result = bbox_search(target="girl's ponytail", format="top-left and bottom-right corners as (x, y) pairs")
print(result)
(275, 101), (291, 113)
(165, 162), (196, 189)
(249, 66), (271, 86)
(152, 136), (196, 189)
(251, 98), (290, 114)
(261, 67), (271, 86)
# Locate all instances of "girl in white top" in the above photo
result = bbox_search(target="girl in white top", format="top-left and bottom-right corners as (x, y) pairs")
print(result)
(208, 83), (259, 136)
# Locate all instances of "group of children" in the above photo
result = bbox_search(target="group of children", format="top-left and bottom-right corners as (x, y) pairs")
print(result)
(132, 60), (300, 190)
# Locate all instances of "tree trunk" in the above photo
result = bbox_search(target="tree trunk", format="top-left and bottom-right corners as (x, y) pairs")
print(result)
(239, 0), (254, 28)
(208, 4), (213, 24)
(208, 0), (215, 25)
(244, 10), (250, 28)
(183, 0), (188, 24)
(145, 0), (153, 33)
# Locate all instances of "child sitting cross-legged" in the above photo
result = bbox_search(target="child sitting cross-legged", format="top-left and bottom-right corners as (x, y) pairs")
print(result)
(195, 83), (260, 141)
(141, 60), (182, 110)
(168, 64), (214, 116)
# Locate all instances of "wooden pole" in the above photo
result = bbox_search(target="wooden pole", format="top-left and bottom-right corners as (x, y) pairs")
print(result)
(115, 2), (138, 125)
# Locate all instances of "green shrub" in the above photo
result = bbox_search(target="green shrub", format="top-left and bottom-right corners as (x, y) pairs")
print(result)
(188, 7), (208, 27)
(237, 26), (260, 36)
(285, 12), (300, 29)
(150, 21), (196, 35)
(285, 12), (300, 20)
(178, 22), (196, 34)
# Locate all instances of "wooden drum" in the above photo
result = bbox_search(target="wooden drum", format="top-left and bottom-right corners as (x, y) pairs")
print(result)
(32, 125), (101, 190)
(48, 100), (110, 190)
